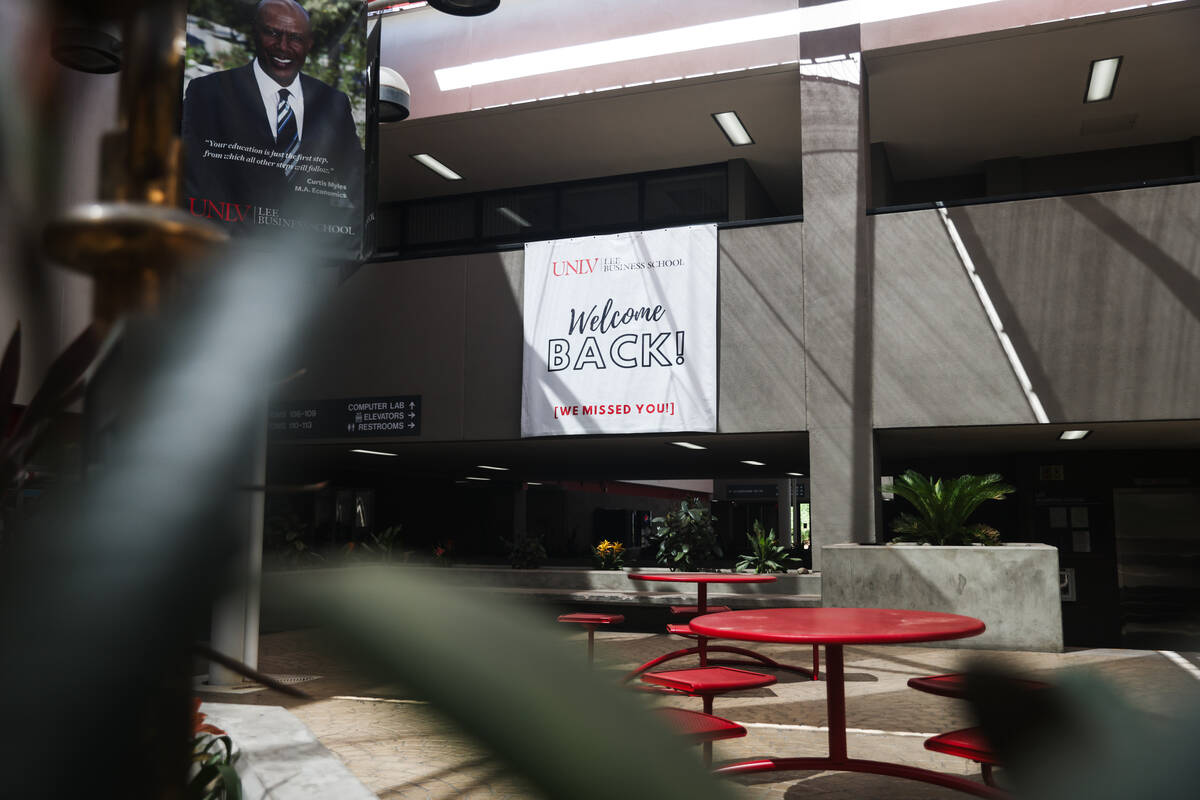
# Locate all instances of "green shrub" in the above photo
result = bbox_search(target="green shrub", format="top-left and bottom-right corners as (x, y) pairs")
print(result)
(647, 498), (721, 571)
(889, 470), (1013, 545)
(735, 521), (800, 573)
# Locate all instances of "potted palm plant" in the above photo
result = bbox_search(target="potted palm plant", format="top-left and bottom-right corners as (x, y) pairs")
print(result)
(887, 470), (1012, 545)
(822, 470), (1063, 652)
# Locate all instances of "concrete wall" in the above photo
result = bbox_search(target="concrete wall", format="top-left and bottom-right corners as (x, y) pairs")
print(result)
(289, 177), (1200, 439)
(821, 543), (1063, 651)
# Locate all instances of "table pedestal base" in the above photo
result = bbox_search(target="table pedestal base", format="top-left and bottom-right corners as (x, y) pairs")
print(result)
(624, 644), (814, 683)
(714, 757), (1007, 798)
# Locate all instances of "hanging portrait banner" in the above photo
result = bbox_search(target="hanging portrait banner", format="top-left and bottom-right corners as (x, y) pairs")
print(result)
(181, 0), (372, 262)
(521, 225), (718, 437)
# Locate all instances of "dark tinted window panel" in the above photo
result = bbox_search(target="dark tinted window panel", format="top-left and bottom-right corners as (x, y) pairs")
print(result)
(644, 168), (727, 223)
(375, 204), (405, 250)
(480, 189), (556, 239)
(559, 179), (638, 231)
(406, 196), (476, 245)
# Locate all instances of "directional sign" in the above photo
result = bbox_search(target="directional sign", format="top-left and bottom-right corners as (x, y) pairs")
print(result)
(269, 395), (422, 439)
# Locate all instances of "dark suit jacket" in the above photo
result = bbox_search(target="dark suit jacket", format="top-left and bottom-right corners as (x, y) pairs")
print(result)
(182, 62), (363, 225)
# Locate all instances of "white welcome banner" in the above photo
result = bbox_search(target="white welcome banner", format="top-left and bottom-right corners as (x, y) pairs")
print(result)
(521, 225), (718, 437)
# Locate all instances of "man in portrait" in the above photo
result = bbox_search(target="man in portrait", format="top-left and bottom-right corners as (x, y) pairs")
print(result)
(182, 0), (364, 247)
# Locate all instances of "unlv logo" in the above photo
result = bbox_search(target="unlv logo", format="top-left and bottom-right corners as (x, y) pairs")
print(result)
(552, 258), (597, 277)
(187, 197), (254, 224)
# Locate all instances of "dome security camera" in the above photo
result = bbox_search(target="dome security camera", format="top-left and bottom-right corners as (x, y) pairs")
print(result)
(378, 67), (410, 123)
(52, 20), (123, 74)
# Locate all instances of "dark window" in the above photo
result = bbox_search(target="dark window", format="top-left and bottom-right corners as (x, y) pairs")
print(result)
(560, 179), (639, 231)
(405, 195), (475, 245)
(480, 188), (556, 239)
(644, 167), (727, 224)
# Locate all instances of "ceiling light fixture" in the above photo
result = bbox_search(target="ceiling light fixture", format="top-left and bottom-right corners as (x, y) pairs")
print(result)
(741, 460), (765, 466)
(412, 153), (463, 180)
(1059, 430), (1091, 440)
(1085, 56), (1121, 102)
(465, 475), (491, 481)
(712, 111), (753, 146)
(477, 465), (509, 471)
(671, 441), (707, 450)
(351, 449), (398, 457)
(786, 472), (805, 477)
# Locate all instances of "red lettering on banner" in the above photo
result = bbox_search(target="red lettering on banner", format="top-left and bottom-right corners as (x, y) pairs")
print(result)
(551, 258), (597, 277)
(187, 197), (254, 223)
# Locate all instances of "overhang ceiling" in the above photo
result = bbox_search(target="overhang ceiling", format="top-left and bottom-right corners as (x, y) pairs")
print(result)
(378, 65), (805, 210)
(269, 431), (812, 483)
(376, 2), (1198, 204)
(866, 2), (1200, 181)
(267, 420), (1200, 483)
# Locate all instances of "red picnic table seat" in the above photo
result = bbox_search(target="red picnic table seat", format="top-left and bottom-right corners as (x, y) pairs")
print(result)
(557, 612), (624, 665)
(654, 707), (747, 744)
(909, 672), (1048, 788)
(642, 665), (776, 765)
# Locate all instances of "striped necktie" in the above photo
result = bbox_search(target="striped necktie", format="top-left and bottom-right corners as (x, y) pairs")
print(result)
(276, 88), (300, 177)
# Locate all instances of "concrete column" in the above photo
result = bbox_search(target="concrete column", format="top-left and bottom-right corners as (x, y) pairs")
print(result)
(209, 400), (266, 686)
(800, 24), (880, 572)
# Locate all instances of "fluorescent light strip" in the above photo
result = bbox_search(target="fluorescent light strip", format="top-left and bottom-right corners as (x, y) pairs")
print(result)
(351, 449), (398, 457)
(411, 153), (463, 180)
(1085, 56), (1121, 102)
(496, 207), (532, 227)
(741, 460), (765, 466)
(1059, 430), (1090, 440)
(476, 464), (509, 471)
(671, 441), (707, 450)
(434, 0), (1006, 90)
(465, 476), (491, 481)
(712, 111), (753, 146)
(787, 472), (805, 477)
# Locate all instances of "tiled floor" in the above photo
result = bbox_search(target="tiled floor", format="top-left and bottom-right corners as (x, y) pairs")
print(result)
(200, 626), (1200, 799)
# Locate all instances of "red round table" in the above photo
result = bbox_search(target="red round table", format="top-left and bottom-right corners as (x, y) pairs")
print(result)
(688, 608), (999, 798)
(625, 573), (816, 680)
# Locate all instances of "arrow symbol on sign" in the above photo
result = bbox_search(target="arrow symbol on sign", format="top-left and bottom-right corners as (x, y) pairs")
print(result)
(408, 422), (415, 429)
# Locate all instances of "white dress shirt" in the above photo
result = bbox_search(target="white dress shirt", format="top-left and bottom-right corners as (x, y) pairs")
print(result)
(253, 59), (305, 142)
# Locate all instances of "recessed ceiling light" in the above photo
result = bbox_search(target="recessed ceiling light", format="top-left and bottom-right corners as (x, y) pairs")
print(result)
(786, 472), (805, 477)
(477, 465), (509, 471)
(526, 481), (543, 486)
(1085, 56), (1121, 102)
(465, 475), (491, 481)
(1059, 430), (1091, 440)
(496, 206), (532, 227)
(412, 153), (463, 180)
(712, 111), (753, 146)
(741, 460), (765, 466)
(351, 449), (398, 457)
(671, 441), (707, 450)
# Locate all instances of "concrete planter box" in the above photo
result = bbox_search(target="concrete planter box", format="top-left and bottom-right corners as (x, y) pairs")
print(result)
(262, 565), (820, 630)
(821, 543), (1062, 652)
